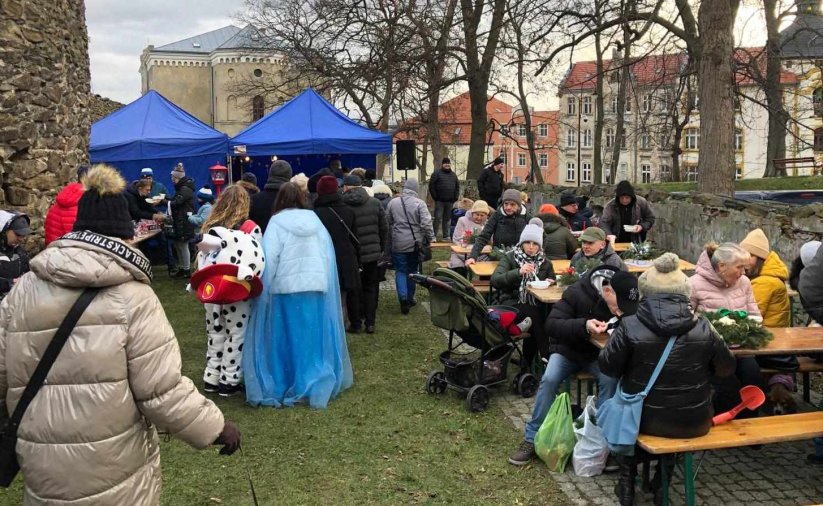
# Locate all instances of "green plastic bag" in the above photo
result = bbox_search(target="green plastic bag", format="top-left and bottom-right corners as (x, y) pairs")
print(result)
(534, 392), (576, 472)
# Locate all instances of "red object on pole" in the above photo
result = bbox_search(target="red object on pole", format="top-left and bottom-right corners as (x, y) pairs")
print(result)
(209, 163), (228, 197)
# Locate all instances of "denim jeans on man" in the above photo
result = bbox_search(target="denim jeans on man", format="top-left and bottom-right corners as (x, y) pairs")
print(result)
(433, 201), (453, 240)
(524, 353), (618, 443)
(392, 252), (420, 303)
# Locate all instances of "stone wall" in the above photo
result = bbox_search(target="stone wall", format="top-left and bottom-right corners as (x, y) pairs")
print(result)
(0, 0), (90, 247)
(90, 94), (123, 123)
(423, 180), (823, 264)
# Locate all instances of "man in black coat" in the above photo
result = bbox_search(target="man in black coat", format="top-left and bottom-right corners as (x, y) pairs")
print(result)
(163, 165), (195, 277)
(477, 157), (504, 208)
(124, 179), (165, 222)
(508, 265), (638, 466)
(342, 174), (389, 334)
(465, 189), (529, 265)
(557, 192), (592, 231)
(249, 160), (293, 233)
(0, 211), (31, 300)
(428, 157), (460, 241)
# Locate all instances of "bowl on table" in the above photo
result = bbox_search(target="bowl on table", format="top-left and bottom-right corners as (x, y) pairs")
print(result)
(529, 280), (552, 290)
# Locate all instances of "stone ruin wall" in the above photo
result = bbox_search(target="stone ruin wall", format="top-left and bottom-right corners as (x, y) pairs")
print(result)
(431, 181), (823, 265)
(0, 0), (90, 248)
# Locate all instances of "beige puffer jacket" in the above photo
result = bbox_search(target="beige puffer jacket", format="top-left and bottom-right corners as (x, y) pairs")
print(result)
(0, 232), (224, 505)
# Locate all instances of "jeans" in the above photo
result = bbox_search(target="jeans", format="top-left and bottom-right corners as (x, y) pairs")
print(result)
(433, 201), (453, 240)
(524, 353), (618, 443)
(392, 252), (419, 303)
(172, 239), (191, 271)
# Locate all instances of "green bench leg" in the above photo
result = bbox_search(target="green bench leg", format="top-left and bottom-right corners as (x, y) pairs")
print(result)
(684, 452), (695, 506)
(661, 456), (669, 506)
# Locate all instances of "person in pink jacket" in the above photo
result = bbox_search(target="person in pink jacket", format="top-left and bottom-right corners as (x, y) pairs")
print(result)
(689, 242), (766, 418)
(448, 199), (490, 275)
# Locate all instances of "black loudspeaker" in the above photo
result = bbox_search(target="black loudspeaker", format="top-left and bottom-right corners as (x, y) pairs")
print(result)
(396, 140), (416, 171)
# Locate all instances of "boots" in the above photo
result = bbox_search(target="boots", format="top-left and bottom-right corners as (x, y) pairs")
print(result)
(613, 454), (637, 506)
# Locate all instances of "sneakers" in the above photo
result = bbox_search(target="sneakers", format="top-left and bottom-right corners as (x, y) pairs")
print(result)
(203, 381), (219, 393)
(508, 441), (536, 466)
(219, 383), (244, 397)
(173, 269), (191, 278)
(516, 317), (533, 334)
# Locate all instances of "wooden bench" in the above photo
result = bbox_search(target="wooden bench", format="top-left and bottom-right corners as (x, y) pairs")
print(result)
(563, 371), (597, 406)
(435, 260), (450, 269)
(637, 412), (823, 506)
(761, 356), (823, 403)
(774, 157), (822, 176)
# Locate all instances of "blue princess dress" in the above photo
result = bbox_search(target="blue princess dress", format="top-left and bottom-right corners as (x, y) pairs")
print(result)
(244, 209), (354, 408)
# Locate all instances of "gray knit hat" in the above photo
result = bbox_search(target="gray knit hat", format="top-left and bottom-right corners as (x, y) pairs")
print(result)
(638, 252), (691, 298)
(518, 218), (544, 247)
(404, 179), (419, 192)
(501, 188), (521, 203)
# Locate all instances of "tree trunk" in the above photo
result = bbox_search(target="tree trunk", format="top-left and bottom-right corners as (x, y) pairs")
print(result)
(610, 26), (633, 184)
(696, 0), (740, 195)
(461, 0), (507, 180)
(762, 0), (789, 177)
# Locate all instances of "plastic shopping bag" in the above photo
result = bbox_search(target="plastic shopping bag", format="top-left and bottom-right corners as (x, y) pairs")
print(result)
(572, 395), (609, 477)
(534, 392), (576, 473)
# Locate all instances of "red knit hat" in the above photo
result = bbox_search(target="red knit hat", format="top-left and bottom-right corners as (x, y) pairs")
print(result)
(317, 175), (339, 196)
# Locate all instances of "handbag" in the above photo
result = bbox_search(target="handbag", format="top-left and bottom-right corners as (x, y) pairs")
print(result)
(0, 287), (100, 487)
(596, 335), (676, 456)
(399, 197), (432, 267)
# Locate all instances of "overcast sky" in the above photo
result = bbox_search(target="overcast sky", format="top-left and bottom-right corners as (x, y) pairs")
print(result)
(85, 1), (769, 109)
(86, 0), (245, 104)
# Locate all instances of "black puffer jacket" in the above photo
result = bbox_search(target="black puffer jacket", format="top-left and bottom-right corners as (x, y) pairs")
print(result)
(342, 187), (388, 264)
(313, 193), (361, 292)
(470, 206), (530, 259)
(477, 166), (504, 207)
(169, 177), (195, 241)
(250, 161), (293, 233)
(538, 213), (577, 260)
(428, 168), (459, 202)
(599, 293), (736, 438)
(124, 183), (157, 221)
(545, 266), (618, 364)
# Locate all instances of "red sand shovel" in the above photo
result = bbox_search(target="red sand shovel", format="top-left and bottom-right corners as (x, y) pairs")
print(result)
(712, 385), (766, 425)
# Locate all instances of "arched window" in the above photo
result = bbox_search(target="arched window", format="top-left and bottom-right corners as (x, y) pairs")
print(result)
(252, 95), (265, 121)
(227, 96), (237, 121)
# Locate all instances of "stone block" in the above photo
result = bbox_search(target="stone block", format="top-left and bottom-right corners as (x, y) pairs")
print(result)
(4, 186), (29, 206)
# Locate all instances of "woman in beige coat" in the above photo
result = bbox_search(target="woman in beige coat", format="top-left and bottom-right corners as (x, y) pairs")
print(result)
(0, 165), (239, 505)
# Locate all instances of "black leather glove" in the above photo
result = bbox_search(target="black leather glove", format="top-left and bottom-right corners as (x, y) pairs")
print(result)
(214, 421), (241, 455)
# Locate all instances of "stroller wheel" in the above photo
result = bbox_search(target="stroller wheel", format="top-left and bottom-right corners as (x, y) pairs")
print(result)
(518, 373), (538, 398)
(466, 385), (490, 412)
(511, 374), (521, 395)
(426, 371), (447, 394)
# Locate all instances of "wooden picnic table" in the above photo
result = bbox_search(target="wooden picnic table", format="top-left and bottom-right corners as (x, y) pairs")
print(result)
(553, 258), (696, 274)
(450, 243), (493, 255)
(527, 284), (565, 304)
(132, 228), (161, 244)
(430, 241), (451, 249)
(591, 326), (823, 356)
(467, 261), (497, 278)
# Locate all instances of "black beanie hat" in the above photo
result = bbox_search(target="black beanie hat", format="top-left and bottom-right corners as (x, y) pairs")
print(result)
(73, 164), (134, 239)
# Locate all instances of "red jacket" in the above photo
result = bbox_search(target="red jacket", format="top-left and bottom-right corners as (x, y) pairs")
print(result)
(44, 183), (84, 245)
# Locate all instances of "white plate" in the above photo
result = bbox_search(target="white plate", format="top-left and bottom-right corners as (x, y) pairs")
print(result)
(529, 280), (554, 289)
(145, 198), (156, 203)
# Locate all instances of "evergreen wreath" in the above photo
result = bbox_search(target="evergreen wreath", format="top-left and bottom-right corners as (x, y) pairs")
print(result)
(621, 241), (658, 261)
(704, 309), (774, 349)
(557, 257), (603, 287)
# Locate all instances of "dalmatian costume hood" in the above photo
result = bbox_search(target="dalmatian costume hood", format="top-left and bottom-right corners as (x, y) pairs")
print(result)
(191, 223), (265, 304)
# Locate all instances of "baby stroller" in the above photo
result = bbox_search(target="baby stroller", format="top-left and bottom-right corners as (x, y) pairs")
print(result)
(410, 268), (538, 412)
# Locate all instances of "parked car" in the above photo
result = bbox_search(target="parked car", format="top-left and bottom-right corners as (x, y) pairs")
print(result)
(733, 190), (823, 205)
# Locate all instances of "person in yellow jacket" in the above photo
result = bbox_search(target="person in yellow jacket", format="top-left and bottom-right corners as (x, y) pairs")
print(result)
(739, 228), (790, 327)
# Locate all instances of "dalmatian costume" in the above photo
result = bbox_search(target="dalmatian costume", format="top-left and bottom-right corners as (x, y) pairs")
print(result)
(196, 223), (264, 389)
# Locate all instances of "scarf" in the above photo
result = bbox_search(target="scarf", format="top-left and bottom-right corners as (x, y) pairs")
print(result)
(513, 247), (545, 305)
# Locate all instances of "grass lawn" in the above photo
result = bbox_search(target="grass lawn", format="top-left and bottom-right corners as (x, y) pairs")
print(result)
(0, 266), (568, 505)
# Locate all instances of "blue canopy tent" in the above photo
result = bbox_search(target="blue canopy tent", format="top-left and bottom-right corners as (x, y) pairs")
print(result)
(90, 90), (229, 192)
(229, 88), (391, 183)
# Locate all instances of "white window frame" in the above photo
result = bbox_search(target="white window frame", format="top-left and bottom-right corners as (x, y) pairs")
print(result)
(642, 94), (652, 113)
(582, 96), (592, 115)
(735, 129), (743, 151)
(538, 123), (548, 137)
(735, 165), (743, 180)
(566, 162), (576, 182)
(685, 128), (699, 150)
(518, 124), (527, 137)
(538, 153), (548, 167)
(582, 128), (593, 148)
(605, 128), (615, 148)
(567, 96), (577, 116)
(582, 161), (592, 182)
(640, 132), (651, 150)
(685, 165), (698, 182)
(641, 163), (651, 184)
(566, 129), (577, 148)
(517, 153), (526, 167)
(610, 96), (618, 113)
(660, 164), (671, 181)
